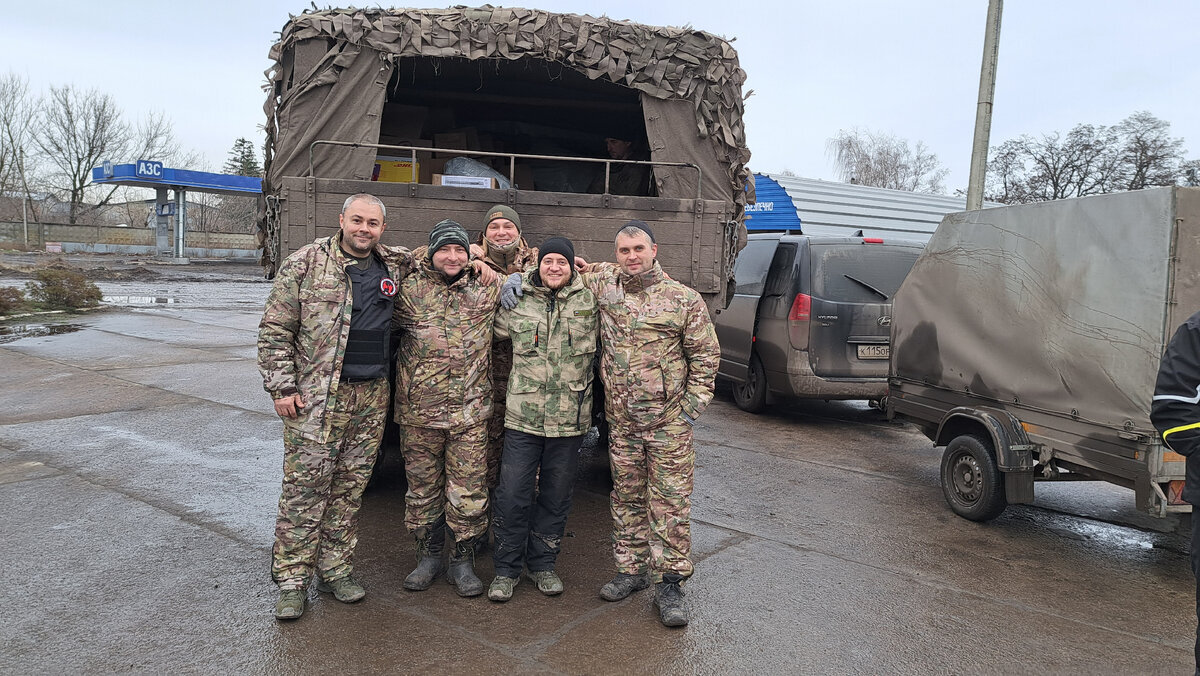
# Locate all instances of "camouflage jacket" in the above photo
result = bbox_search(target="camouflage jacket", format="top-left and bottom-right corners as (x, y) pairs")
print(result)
(258, 233), (414, 443)
(393, 258), (501, 429)
(582, 260), (721, 432)
(494, 269), (599, 437)
(476, 236), (539, 392)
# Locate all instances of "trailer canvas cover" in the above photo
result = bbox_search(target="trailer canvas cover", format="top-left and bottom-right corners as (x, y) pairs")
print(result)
(259, 6), (753, 271)
(892, 187), (1200, 434)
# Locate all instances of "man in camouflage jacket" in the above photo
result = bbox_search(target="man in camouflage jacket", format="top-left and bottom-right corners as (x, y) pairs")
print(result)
(394, 219), (501, 598)
(541, 220), (719, 626)
(486, 237), (598, 602)
(258, 193), (415, 620)
(475, 205), (538, 492)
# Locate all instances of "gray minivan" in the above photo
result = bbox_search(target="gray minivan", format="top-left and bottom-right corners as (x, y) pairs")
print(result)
(715, 233), (923, 412)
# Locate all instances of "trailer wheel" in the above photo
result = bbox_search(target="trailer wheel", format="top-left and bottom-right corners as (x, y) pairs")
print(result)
(732, 354), (768, 413)
(940, 434), (1007, 521)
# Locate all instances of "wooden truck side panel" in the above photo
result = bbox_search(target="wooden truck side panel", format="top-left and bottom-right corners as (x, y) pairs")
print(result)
(278, 177), (736, 304)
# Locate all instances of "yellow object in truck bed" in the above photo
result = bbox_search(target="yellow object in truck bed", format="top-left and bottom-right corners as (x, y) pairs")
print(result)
(372, 156), (418, 183)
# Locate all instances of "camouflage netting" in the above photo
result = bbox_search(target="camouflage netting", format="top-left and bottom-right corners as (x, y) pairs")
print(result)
(260, 6), (753, 268)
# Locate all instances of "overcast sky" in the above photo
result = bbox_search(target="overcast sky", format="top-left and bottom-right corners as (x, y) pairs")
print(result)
(6, 1), (1199, 192)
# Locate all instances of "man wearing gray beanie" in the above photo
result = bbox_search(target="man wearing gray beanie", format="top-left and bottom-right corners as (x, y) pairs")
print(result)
(392, 218), (502, 598)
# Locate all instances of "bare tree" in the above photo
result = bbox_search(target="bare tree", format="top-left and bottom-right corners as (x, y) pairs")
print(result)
(985, 112), (1192, 204)
(826, 128), (949, 194)
(1115, 111), (1185, 190)
(1181, 159), (1200, 187)
(0, 72), (40, 221)
(35, 85), (178, 224)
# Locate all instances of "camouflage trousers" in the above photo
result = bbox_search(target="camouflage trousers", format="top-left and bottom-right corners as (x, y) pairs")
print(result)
(272, 379), (388, 590)
(401, 422), (489, 543)
(608, 419), (694, 582)
(485, 377), (508, 490)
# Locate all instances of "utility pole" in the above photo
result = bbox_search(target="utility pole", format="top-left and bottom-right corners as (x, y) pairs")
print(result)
(966, 0), (1003, 211)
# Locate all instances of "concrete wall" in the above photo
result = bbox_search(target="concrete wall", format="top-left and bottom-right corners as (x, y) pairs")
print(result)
(0, 221), (258, 258)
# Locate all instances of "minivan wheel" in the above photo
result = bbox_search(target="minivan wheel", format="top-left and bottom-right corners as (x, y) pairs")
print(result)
(732, 354), (768, 413)
(939, 434), (1007, 521)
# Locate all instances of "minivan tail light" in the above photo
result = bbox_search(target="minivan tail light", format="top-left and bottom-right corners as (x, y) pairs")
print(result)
(788, 293), (811, 321)
(863, 237), (884, 244)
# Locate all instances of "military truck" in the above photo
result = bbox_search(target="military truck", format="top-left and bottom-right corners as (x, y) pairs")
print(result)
(258, 6), (752, 309)
(887, 187), (1198, 521)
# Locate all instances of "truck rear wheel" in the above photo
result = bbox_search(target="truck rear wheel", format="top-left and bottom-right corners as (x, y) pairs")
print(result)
(940, 434), (1007, 521)
(732, 354), (768, 413)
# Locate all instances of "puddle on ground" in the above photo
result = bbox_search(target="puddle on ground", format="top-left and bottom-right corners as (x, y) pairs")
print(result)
(0, 323), (83, 344)
(102, 295), (181, 306)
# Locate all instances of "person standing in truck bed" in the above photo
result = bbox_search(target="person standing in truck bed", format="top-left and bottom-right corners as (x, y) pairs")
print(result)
(474, 205), (538, 507)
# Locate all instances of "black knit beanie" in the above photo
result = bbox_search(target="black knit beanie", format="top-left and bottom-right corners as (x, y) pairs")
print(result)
(538, 236), (576, 267)
(623, 219), (655, 243)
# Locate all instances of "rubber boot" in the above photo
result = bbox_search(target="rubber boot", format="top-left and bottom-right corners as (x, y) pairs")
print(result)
(403, 517), (446, 591)
(447, 538), (484, 597)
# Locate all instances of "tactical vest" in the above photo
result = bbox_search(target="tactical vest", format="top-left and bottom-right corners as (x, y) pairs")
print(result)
(341, 255), (395, 381)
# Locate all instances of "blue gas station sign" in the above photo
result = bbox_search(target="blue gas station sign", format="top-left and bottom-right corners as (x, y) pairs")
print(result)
(135, 160), (164, 179)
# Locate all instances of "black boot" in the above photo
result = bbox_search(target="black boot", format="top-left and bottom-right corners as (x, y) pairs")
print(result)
(403, 518), (446, 591)
(447, 538), (484, 597)
(654, 574), (689, 627)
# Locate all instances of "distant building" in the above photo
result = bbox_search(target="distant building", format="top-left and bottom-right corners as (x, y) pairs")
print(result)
(749, 173), (1000, 243)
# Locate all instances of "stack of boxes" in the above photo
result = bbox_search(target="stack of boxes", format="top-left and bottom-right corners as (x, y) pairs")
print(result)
(372, 103), (534, 190)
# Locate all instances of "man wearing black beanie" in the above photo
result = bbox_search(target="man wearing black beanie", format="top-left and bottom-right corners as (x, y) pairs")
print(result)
(488, 235), (598, 602)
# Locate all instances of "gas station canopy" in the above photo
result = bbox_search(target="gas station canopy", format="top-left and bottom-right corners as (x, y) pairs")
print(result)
(91, 160), (261, 196)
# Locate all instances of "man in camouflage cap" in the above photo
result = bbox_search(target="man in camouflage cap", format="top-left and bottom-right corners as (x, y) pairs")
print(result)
(394, 219), (502, 598)
(507, 219), (719, 625)
(258, 193), (415, 620)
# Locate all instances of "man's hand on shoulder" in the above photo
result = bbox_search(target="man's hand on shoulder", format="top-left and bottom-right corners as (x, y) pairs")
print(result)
(472, 259), (498, 285)
(274, 394), (306, 419)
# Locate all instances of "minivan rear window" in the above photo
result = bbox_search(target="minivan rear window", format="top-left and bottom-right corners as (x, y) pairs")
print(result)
(811, 244), (921, 302)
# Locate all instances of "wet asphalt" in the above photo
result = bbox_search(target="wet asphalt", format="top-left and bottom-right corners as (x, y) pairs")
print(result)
(0, 270), (1196, 674)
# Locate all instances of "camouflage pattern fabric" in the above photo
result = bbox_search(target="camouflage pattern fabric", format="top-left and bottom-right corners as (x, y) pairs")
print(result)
(477, 235), (538, 487)
(578, 258), (719, 583)
(392, 258), (502, 429)
(493, 269), (599, 437)
(608, 419), (694, 582)
(401, 423), (490, 542)
(581, 260), (721, 431)
(272, 379), (389, 589)
(259, 232), (415, 444)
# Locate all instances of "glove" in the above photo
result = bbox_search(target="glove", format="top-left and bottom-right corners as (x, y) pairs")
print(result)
(500, 272), (524, 309)
(681, 411), (696, 427)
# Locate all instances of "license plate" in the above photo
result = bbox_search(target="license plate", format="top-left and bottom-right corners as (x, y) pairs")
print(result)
(856, 344), (889, 359)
